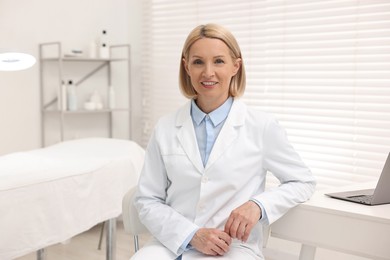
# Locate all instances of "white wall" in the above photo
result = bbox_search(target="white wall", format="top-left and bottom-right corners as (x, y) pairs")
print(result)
(0, 2), (377, 260)
(127, 0), (143, 147)
(0, 0), (143, 155)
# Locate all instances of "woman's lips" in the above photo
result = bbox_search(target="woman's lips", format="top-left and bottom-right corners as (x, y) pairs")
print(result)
(201, 81), (218, 88)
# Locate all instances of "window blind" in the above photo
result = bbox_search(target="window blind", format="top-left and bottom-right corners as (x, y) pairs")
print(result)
(141, 0), (390, 190)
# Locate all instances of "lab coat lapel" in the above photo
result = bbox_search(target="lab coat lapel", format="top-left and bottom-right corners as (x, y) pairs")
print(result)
(205, 100), (245, 170)
(176, 102), (204, 174)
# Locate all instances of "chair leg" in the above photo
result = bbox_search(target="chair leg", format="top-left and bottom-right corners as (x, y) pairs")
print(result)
(98, 222), (105, 250)
(37, 248), (45, 260)
(134, 235), (139, 252)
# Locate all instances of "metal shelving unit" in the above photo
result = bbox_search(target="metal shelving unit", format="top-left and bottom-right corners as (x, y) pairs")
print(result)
(39, 42), (132, 146)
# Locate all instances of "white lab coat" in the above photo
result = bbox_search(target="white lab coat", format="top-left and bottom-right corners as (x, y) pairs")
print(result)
(134, 99), (316, 259)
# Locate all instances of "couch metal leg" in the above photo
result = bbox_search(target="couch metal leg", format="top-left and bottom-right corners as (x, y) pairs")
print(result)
(98, 221), (105, 250)
(106, 218), (116, 260)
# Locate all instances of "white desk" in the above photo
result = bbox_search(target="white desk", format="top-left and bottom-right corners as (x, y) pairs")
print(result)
(270, 189), (390, 260)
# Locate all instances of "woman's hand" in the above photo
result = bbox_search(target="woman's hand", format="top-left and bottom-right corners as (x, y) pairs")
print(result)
(224, 201), (261, 242)
(190, 228), (232, 256)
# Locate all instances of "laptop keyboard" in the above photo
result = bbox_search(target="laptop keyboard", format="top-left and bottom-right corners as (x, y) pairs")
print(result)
(347, 195), (373, 205)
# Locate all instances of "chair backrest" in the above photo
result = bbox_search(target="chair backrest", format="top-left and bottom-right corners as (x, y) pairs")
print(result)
(122, 186), (148, 235)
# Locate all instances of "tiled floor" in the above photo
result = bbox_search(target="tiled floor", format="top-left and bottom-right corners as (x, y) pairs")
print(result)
(16, 221), (150, 260)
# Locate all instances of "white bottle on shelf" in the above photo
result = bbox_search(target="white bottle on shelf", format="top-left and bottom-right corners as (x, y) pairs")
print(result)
(98, 30), (110, 59)
(57, 83), (61, 110)
(67, 80), (77, 111)
(99, 43), (109, 59)
(61, 80), (67, 111)
(108, 85), (116, 109)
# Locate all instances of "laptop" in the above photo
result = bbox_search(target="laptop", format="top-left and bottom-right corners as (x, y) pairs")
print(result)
(325, 153), (390, 206)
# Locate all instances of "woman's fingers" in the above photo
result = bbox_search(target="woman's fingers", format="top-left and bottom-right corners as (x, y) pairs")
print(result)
(224, 201), (262, 242)
(190, 228), (232, 256)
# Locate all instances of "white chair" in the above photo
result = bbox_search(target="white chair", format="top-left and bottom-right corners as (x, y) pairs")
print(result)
(122, 186), (271, 253)
(122, 186), (149, 252)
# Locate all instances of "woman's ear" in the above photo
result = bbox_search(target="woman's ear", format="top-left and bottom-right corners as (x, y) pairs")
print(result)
(233, 58), (242, 75)
(183, 58), (190, 74)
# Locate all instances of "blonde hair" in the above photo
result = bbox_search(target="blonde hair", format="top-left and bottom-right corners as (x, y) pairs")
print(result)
(179, 24), (246, 99)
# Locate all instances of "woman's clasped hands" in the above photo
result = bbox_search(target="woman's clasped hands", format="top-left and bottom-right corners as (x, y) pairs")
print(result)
(190, 201), (261, 256)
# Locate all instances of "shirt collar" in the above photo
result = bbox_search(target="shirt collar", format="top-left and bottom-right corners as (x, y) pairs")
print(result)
(191, 97), (233, 126)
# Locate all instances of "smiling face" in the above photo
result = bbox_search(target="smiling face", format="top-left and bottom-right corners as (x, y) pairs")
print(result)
(183, 38), (241, 113)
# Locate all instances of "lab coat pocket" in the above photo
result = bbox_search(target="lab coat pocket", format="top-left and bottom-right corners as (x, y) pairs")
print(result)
(161, 147), (195, 180)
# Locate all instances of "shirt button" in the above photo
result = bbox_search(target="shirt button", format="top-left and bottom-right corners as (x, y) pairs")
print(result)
(201, 176), (209, 183)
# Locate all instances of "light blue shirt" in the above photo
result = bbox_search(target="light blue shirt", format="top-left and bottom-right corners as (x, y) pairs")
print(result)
(191, 97), (233, 166)
(178, 97), (267, 256)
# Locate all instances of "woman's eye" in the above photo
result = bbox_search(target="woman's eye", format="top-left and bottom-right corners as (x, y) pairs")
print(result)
(215, 59), (225, 64)
(193, 59), (203, 65)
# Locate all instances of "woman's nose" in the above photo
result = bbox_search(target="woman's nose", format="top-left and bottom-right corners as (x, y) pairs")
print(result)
(203, 63), (214, 77)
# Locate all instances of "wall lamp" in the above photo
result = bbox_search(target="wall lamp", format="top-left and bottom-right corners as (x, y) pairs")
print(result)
(0, 52), (36, 71)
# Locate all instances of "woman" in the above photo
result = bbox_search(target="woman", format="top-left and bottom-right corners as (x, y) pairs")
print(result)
(132, 23), (316, 260)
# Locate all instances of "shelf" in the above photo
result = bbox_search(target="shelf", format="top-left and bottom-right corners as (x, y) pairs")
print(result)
(43, 108), (130, 114)
(39, 42), (132, 146)
(40, 57), (127, 62)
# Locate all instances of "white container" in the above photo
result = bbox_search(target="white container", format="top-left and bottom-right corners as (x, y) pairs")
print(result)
(57, 83), (61, 110)
(84, 101), (96, 111)
(90, 90), (103, 110)
(61, 81), (67, 111)
(67, 80), (77, 111)
(100, 30), (108, 46)
(108, 85), (116, 109)
(97, 30), (109, 59)
(99, 43), (109, 59)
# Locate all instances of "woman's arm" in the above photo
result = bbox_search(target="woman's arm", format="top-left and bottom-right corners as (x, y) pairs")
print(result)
(254, 116), (316, 225)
